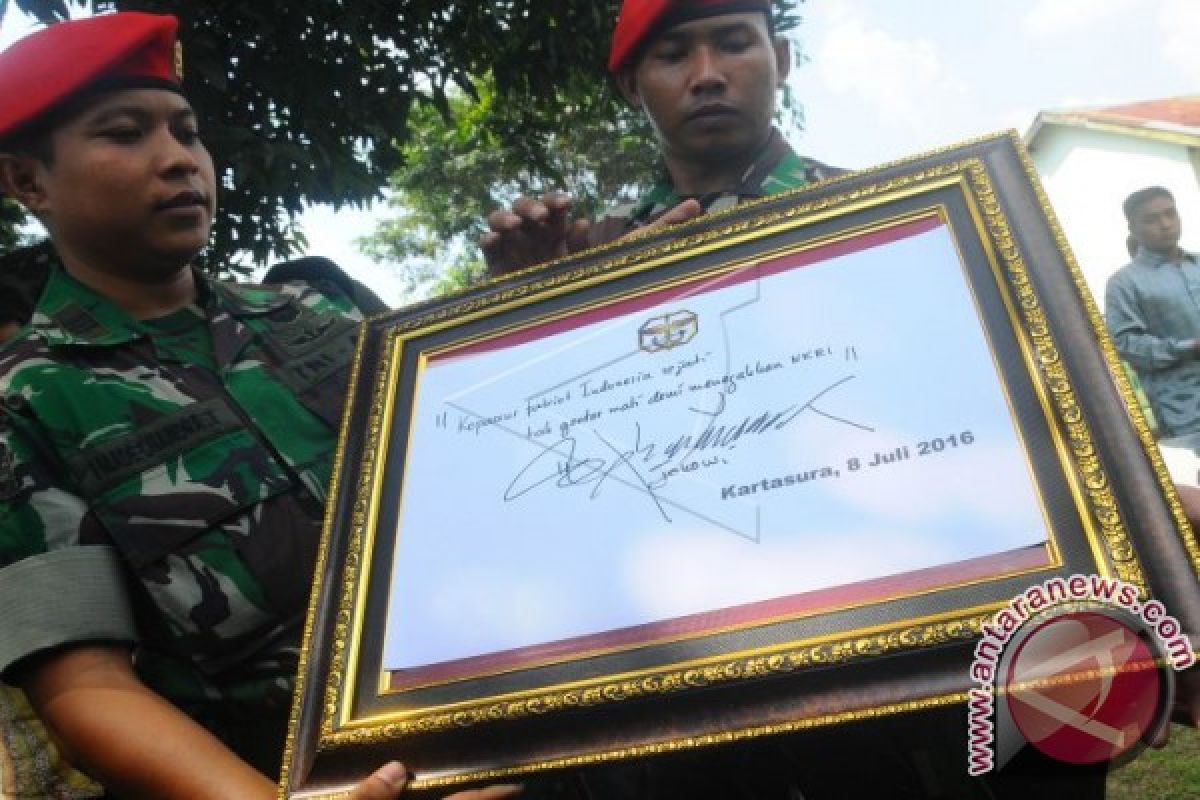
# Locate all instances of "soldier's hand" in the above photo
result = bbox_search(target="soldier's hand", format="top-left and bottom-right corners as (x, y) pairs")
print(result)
(636, 198), (705, 235)
(608, 197), (707, 247)
(482, 192), (591, 277)
(348, 762), (522, 800)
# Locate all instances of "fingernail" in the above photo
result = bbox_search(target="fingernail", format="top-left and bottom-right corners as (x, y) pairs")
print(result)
(377, 761), (408, 789)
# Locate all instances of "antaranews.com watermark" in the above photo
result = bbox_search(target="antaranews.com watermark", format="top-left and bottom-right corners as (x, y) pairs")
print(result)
(967, 574), (1195, 775)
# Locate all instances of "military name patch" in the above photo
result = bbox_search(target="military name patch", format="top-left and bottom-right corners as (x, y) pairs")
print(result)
(68, 398), (241, 497)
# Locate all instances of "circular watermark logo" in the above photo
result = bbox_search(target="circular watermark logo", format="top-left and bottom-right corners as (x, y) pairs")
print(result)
(1004, 611), (1165, 765)
(966, 576), (1193, 776)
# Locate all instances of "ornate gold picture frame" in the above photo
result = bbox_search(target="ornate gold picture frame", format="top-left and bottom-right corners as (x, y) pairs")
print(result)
(280, 133), (1200, 797)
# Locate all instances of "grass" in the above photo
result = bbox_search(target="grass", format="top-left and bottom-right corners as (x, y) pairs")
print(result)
(1106, 724), (1200, 799)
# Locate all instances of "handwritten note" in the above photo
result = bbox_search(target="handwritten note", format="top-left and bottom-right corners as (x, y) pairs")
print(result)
(383, 219), (1050, 672)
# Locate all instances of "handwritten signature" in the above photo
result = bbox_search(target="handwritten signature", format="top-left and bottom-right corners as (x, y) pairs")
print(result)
(657, 374), (871, 467)
(504, 423), (670, 519)
(503, 375), (871, 521)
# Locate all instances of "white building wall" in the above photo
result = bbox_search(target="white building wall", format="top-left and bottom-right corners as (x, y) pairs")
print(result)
(1029, 126), (1200, 311)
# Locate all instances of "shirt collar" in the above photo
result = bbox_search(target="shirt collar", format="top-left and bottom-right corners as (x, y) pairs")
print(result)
(632, 127), (793, 220)
(209, 280), (292, 317)
(1133, 245), (1197, 268)
(31, 263), (291, 348)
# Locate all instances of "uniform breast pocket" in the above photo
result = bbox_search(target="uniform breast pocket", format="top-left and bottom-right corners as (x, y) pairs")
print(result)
(70, 399), (293, 568)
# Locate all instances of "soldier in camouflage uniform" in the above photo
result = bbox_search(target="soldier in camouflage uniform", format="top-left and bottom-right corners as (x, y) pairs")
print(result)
(0, 13), (518, 800)
(482, 0), (841, 276)
(0, 262), (364, 766)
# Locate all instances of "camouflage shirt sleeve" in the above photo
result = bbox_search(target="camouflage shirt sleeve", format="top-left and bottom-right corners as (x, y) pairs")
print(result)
(0, 360), (137, 680)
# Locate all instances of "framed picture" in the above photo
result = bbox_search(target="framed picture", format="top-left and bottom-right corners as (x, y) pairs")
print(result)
(280, 132), (1200, 797)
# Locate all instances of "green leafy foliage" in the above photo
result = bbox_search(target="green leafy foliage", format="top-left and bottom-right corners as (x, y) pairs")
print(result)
(3, 0), (804, 281)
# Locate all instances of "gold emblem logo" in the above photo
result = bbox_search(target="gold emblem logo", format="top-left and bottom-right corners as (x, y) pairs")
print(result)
(639, 310), (698, 353)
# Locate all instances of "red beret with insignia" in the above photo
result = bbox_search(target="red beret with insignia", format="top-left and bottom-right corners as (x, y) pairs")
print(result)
(608, 0), (771, 72)
(0, 12), (181, 141)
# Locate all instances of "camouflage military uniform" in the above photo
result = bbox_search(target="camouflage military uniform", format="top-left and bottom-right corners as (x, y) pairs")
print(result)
(0, 261), (363, 778)
(587, 127), (842, 247)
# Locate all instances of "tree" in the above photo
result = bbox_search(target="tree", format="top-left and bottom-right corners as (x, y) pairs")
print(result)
(3, 0), (804, 278)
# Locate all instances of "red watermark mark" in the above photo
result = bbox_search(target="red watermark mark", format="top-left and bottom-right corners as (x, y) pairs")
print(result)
(1006, 612), (1161, 764)
(966, 574), (1194, 775)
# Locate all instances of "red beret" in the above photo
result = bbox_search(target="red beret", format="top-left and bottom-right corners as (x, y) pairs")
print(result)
(608, 0), (771, 72)
(0, 12), (181, 141)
